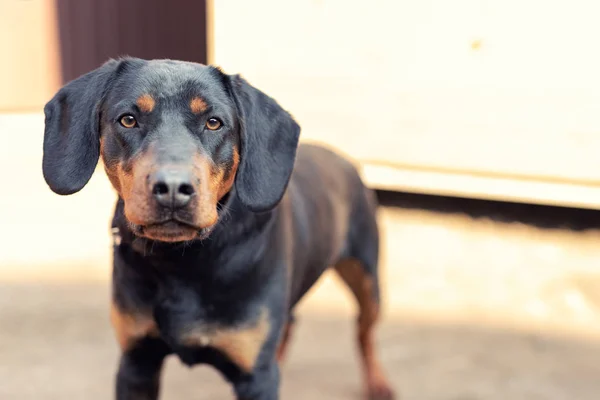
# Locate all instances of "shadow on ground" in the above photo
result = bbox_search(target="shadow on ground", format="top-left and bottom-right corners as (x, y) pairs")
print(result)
(1, 282), (599, 400)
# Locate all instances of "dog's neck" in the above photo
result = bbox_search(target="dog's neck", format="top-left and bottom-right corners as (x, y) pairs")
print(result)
(112, 190), (276, 276)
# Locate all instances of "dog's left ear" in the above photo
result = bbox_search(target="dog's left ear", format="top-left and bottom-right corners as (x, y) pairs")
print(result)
(226, 74), (301, 212)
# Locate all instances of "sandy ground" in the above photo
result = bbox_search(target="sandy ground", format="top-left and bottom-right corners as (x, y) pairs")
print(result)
(2, 114), (600, 399)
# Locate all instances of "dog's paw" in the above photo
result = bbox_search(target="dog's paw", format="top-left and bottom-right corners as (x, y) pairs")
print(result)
(366, 376), (396, 400)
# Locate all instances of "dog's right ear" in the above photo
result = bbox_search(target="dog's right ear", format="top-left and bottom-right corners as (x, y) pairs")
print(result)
(42, 59), (122, 195)
(225, 74), (301, 212)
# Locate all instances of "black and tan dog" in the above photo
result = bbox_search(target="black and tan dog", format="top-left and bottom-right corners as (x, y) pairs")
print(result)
(42, 57), (394, 400)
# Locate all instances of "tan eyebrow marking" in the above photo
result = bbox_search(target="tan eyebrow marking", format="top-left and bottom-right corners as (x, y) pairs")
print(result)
(190, 97), (208, 114)
(136, 94), (155, 113)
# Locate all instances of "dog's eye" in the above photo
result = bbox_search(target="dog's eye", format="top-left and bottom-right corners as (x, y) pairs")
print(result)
(205, 118), (222, 131)
(119, 115), (137, 128)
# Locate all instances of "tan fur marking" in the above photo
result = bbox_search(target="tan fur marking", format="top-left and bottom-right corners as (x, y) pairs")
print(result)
(181, 308), (271, 373)
(192, 154), (219, 226)
(334, 258), (394, 399)
(101, 136), (128, 198)
(111, 150), (156, 226)
(136, 94), (155, 113)
(212, 146), (240, 200)
(110, 303), (158, 351)
(276, 320), (294, 363)
(334, 259), (376, 318)
(190, 97), (208, 114)
(210, 167), (226, 197)
(232, 146), (240, 167)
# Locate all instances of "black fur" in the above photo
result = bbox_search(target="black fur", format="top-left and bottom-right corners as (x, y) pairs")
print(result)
(42, 57), (388, 400)
(43, 59), (120, 195)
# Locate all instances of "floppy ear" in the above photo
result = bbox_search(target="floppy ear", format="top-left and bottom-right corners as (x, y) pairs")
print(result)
(42, 59), (121, 195)
(227, 75), (301, 212)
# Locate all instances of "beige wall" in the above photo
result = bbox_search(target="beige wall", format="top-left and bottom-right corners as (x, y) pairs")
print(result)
(212, 0), (600, 209)
(0, 0), (62, 111)
(5, 0), (600, 208)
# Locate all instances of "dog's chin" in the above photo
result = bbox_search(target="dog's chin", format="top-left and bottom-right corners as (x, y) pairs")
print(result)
(134, 221), (214, 243)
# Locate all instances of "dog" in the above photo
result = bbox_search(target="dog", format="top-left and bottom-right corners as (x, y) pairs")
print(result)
(42, 57), (394, 400)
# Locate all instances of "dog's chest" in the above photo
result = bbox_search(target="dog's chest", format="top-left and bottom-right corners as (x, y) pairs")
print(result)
(154, 285), (270, 373)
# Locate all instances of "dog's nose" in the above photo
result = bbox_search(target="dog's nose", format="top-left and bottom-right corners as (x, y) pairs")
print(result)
(151, 169), (195, 209)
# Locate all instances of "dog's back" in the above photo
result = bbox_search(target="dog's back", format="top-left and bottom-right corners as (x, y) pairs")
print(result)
(281, 143), (380, 308)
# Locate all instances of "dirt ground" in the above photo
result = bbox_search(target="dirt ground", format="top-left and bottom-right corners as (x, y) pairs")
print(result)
(2, 114), (600, 399)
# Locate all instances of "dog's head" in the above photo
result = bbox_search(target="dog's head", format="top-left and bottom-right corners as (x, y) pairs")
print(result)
(42, 58), (300, 242)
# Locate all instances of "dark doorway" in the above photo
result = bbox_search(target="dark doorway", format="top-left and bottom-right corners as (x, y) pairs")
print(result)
(55, 0), (208, 83)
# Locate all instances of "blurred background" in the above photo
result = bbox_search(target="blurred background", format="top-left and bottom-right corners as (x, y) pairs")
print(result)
(2, 0), (600, 399)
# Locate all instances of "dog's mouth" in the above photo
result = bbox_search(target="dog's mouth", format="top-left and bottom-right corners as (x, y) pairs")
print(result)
(126, 192), (231, 243)
(134, 219), (215, 243)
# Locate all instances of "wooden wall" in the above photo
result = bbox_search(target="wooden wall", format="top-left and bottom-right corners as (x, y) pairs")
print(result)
(0, 0), (208, 112)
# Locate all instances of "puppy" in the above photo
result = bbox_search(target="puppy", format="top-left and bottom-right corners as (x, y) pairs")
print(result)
(42, 57), (394, 400)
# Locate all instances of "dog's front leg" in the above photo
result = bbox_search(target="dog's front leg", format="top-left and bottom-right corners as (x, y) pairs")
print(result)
(116, 338), (170, 400)
(232, 360), (280, 400)
(229, 302), (285, 400)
